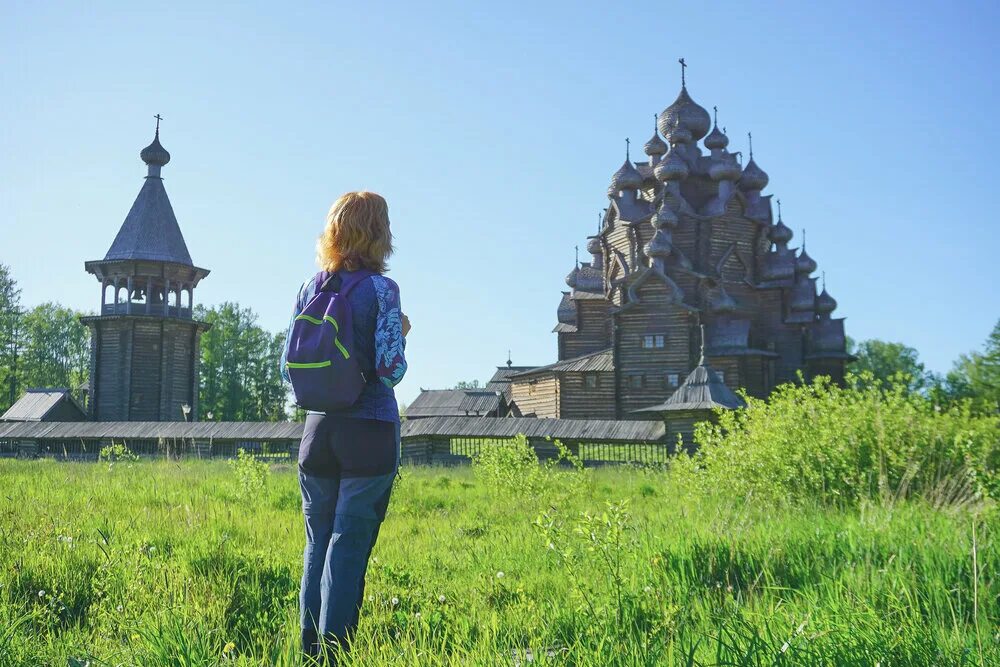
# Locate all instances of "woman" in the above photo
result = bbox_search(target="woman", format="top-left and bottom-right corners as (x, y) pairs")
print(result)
(280, 191), (409, 658)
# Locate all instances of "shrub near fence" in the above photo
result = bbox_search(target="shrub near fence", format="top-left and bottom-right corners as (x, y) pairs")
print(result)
(684, 373), (1000, 504)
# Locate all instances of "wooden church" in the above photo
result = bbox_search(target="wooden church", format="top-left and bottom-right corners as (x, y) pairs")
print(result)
(80, 121), (211, 421)
(508, 62), (852, 420)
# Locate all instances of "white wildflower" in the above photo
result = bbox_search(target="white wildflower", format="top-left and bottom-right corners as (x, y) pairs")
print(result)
(438, 595), (446, 603)
(391, 597), (399, 607)
(496, 571), (505, 579)
(38, 590), (45, 597)
(415, 612), (421, 619)
(116, 605), (123, 612)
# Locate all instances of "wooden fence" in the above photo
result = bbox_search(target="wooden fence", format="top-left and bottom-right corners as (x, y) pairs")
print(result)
(0, 416), (674, 466)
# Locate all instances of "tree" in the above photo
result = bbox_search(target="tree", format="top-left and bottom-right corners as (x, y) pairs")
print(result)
(0, 264), (23, 413)
(197, 302), (287, 421)
(847, 337), (930, 393)
(935, 319), (1000, 414)
(453, 380), (481, 390)
(18, 303), (90, 402)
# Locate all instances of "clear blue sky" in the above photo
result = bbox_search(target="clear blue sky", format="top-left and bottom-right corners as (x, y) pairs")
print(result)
(2, 1), (998, 405)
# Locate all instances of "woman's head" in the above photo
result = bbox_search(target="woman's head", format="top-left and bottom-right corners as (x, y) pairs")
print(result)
(316, 191), (394, 273)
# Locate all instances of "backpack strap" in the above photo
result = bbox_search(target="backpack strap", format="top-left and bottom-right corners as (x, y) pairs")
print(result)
(319, 270), (373, 297)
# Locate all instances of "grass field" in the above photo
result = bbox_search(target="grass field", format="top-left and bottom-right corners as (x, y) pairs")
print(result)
(1, 456), (997, 666)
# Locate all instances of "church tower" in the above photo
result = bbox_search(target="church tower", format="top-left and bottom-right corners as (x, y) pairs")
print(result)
(81, 119), (211, 421)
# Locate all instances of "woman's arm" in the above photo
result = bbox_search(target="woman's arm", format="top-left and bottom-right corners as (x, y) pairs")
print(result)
(372, 275), (408, 388)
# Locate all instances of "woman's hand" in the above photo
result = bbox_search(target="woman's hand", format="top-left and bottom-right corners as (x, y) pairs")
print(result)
(401, 313), (411, 337)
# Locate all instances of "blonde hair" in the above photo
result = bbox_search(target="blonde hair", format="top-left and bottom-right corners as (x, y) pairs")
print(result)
(316, 191), (394, 273)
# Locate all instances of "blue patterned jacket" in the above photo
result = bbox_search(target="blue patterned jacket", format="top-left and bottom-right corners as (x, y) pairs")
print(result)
(280, 270), (407, 423)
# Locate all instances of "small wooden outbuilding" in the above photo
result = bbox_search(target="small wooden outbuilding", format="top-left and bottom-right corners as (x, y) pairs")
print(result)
(1, 389), (88, 423)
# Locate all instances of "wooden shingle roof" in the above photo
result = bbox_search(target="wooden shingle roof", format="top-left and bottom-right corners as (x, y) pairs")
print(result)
(104, 149), (194, 265)
(1, 389), (86, 422)
(511, 349), (613, 379)
(633, 362), (745, 413)
(0, 421), (304, 440)
(407, 388), (504, 418)
(401, 416), (665, 443)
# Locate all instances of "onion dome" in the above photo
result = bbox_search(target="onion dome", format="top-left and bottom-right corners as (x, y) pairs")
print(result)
(739, 158), (768, 191)
(651, 199), (678, 227)
(815, 287), (837, 315)
(769, 220), (793, 244)
(644, 230), (672, 260)
(557, 292), (576, 325)
(658, 87), (711, 142)
(654, 148), (689, 182)
(140, 129), (171, 168)
(586, 236), (602, 255)
(704, 108), (728, 150)
(704, 125), (728, 150)
(795, 247), (817, 275)
(644, 115), (668, 157)
(768, 199), (793, 245)
(607, 156), (643, 196)
(738, 134), (768, 191)
(709, 155), (742, 182)
(564, 265), (578, 288)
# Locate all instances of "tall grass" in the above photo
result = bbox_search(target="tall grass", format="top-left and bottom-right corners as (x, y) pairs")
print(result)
(0, 457), (996, 666)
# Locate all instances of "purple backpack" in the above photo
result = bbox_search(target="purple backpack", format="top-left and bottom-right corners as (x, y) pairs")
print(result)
(286, 271), (372, 412)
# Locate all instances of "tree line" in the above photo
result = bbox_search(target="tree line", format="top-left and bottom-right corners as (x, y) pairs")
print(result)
(1, 262), (997, 419)
(0, 264), (289, 420)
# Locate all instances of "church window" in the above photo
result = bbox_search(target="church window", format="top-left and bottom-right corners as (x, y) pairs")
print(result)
(667, 373), (679, 388)
(627, 374), (643, 389)
(584, 373), (598, 389)
(641, 335), (666, 349)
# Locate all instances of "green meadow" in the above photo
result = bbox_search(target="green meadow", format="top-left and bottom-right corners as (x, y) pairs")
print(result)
(0, 462), (995, 666)
(2, 378), (998, 666)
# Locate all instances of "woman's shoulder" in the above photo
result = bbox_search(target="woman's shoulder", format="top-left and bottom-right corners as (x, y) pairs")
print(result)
(369, 274), (400, 294)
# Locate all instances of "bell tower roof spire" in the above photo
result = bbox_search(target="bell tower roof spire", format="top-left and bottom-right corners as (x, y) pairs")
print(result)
(102, 120), (194, 266)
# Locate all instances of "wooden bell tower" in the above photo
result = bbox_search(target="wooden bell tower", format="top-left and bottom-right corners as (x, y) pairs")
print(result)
(81, 118), (211, 421)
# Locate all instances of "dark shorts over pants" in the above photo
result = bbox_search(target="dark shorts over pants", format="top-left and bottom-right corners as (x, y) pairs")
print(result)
(297, 413), (399, 655)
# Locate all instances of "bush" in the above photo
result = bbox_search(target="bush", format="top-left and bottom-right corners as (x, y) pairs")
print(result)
(472, 435), (586, 499)
(98, 442), (138, 470)
(228, 448), (270, 502)
(472, 435), (542, 495)
(683, 373), (1000, 505)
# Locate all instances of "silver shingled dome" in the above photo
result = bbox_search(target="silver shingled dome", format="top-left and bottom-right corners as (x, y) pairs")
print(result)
(769, 218), (793, 245)
(704, 125), (729, 150)
(815, 288), (837, 315)
(709, 155), (742, 182)
(607, 158), (643, 195)
(795, 248), (817, 275)
(644, 126), (668, 156)
(140, 132), (171, 167)
(739, 158), (769, 192)
(654, 148), (689, 182)
(658, 87), (712, 142)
